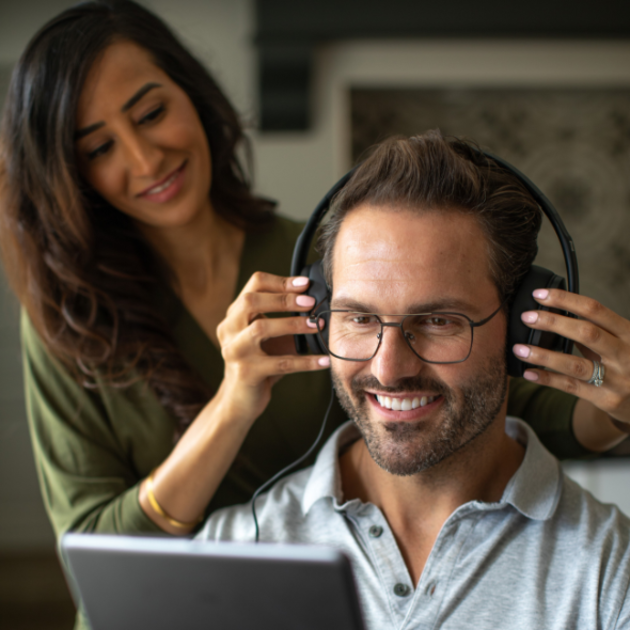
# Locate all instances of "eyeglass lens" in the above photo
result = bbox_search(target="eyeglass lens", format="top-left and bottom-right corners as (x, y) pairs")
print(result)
(317, 311), (473, 363)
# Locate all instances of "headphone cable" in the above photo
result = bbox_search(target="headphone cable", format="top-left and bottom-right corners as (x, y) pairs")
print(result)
(252, 375), (336, 543)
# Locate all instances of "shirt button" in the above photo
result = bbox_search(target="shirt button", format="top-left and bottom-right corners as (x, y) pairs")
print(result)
(393, 583), (411, 597)
(368, 525), (383, 538)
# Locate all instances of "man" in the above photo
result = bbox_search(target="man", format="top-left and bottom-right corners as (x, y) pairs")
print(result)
(198, 131), (630, 629)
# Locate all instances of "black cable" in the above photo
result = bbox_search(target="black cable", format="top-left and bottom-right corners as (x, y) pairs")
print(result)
(252, 375), (336, 543)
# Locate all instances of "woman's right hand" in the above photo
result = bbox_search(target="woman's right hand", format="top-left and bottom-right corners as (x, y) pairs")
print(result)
(215, 271), (330, 426)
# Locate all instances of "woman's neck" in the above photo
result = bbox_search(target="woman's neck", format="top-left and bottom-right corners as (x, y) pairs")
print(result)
(137, 200), (244, 296)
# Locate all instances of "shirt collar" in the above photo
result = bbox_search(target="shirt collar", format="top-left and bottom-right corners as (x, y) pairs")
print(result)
(300, 416), (562, 521)
(301, 421), (359, 514)
(499, 416), (563, 521)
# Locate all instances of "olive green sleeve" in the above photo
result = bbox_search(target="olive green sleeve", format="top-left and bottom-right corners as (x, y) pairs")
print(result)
(507, 378), (593, 460)
(21, 311), (165, 538)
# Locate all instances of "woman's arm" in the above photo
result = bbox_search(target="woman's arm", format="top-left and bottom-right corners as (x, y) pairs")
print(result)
(23, 272), (330, 537)
(22, 311), (167, 537)
(572, 399), (628, 452)
(510, 288), (629, 454)
(137, 271), (330, 534)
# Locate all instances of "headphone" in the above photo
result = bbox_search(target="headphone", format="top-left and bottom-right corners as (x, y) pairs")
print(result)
(290, 150), (579, 378)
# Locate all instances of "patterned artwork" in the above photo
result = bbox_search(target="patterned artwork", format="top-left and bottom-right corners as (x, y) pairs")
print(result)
(352, 89), (630, 455)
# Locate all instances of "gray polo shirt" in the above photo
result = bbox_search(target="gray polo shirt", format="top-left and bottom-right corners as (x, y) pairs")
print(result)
(197, 418), (630, 629)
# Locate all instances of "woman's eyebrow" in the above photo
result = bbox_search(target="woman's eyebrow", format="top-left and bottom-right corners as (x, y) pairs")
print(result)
(75, 82), (162, 140)
(121, 82), (161, 112)
(75, 121), (105, 140)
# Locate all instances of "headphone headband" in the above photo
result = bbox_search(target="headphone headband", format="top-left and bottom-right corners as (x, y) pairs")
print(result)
(290, 169), (356, 279)
(481, 150), (579, 296)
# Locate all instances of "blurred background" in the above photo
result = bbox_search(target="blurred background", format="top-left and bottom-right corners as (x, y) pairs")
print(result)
(1, 0), (629, 628)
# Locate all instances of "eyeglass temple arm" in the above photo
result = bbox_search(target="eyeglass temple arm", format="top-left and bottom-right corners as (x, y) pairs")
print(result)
(470, 298), (510, 328)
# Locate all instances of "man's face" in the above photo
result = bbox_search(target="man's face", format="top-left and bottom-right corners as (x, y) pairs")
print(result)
(329, 205), (508, 476)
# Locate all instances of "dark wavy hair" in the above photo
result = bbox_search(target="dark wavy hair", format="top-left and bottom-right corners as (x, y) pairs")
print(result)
(319, 131), (542, 305)
(0, 0), (275, 433)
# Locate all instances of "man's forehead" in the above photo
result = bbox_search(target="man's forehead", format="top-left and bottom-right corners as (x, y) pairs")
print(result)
(330, 205), (497, 309)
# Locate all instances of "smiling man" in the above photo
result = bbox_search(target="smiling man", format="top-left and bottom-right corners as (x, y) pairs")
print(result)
(198, 132), (630, 629)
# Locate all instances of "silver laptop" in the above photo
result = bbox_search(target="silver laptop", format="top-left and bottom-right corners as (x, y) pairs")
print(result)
(61, 533), (367, 630)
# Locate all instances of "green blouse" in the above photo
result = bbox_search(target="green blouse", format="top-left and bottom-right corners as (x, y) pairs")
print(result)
(22, 216), (591, 540)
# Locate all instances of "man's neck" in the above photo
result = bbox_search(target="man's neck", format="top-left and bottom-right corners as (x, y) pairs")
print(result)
(339, 409), (524, 585)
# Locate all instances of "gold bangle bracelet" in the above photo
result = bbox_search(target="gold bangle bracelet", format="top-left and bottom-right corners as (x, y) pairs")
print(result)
(146, 469), (203, 530)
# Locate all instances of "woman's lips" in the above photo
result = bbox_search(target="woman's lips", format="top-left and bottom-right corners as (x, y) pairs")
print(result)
(366, 392), (443, 421)
(139, 162), (187, 202)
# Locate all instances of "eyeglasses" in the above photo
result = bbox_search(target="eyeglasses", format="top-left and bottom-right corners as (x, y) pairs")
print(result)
(311, 303), (504, 363)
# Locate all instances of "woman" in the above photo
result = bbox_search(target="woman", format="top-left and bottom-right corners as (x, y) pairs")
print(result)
(1, 0), (628, 548)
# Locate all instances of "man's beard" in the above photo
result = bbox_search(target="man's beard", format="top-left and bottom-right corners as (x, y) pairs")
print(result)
(332, 354), (508, 477)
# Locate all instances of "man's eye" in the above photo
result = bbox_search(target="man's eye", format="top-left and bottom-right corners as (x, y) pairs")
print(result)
(427, 317), (449, 326)
(139, 105), (165, 124)
(408, 314), (458, 330)
(87, 141), (113, 160)
(351, 315), (377, 325)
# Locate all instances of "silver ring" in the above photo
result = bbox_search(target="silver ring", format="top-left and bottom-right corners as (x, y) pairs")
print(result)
(586, 360), (605, 387)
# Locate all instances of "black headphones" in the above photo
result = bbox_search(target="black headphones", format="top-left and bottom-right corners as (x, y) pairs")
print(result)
(290, 150), (579, 378)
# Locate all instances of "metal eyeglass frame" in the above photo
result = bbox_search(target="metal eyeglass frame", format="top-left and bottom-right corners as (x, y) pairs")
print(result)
(312, 300), (506, 364)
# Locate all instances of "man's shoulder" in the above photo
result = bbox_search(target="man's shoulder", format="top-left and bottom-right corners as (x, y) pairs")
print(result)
(198, 422), (356, 543)
(527, 473), (630, 626)
(198, 466), (313, 542)
(508, 417), (630, 537)
(554, 470), (630, 546)
(499, 418), (630, 609)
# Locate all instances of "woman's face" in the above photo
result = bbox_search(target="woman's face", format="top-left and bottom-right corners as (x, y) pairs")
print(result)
(76, 40), (212, 229)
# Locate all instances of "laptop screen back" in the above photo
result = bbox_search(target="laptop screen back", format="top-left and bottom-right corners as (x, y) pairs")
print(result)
(61, 534), (366, 630)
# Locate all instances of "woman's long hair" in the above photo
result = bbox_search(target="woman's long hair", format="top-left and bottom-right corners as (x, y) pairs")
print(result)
(0, 0), (275, 433)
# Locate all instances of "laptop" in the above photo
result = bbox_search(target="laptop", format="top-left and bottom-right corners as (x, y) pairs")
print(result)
(61, 533), (367, 630)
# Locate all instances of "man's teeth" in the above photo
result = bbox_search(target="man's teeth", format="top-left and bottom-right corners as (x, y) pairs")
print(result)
(375, 394), (437, 410)
(147, 172), (178, 194)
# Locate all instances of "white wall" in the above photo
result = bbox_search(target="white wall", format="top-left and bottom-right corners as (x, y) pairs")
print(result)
(0, 0), (628, 550)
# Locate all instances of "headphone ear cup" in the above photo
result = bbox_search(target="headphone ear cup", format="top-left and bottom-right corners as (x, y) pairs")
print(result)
(294, 260), (330, 355)
(507, 265), (568, 378)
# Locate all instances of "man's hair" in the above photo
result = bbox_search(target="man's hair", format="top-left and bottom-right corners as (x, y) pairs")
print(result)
(319, 130), (543, 305)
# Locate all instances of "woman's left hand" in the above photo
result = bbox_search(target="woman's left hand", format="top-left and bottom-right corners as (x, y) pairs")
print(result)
(512, 288), (630, 449)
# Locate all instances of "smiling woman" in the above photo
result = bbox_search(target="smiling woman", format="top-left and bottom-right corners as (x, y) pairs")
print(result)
(0, 10), (347, 618)
(0, 0), (340, 555)
(0, 0), (273, 432)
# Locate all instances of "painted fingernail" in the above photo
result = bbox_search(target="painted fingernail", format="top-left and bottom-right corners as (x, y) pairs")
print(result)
(523, 370), (539, 381)
(318, 356), (331, 367)
(521, 311), (538, 323)
(292, 277), (309, 286)
(306, 318), (318, 328)
(296, 295), (316, 307)
(533, 289), (549, 300)
(513, 344), (531, 358)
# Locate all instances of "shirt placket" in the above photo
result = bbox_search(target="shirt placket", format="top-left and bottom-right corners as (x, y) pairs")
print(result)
(345, 503), (418, 625)
(344, 502), (478, 630)
(410, 510), (477, 630)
